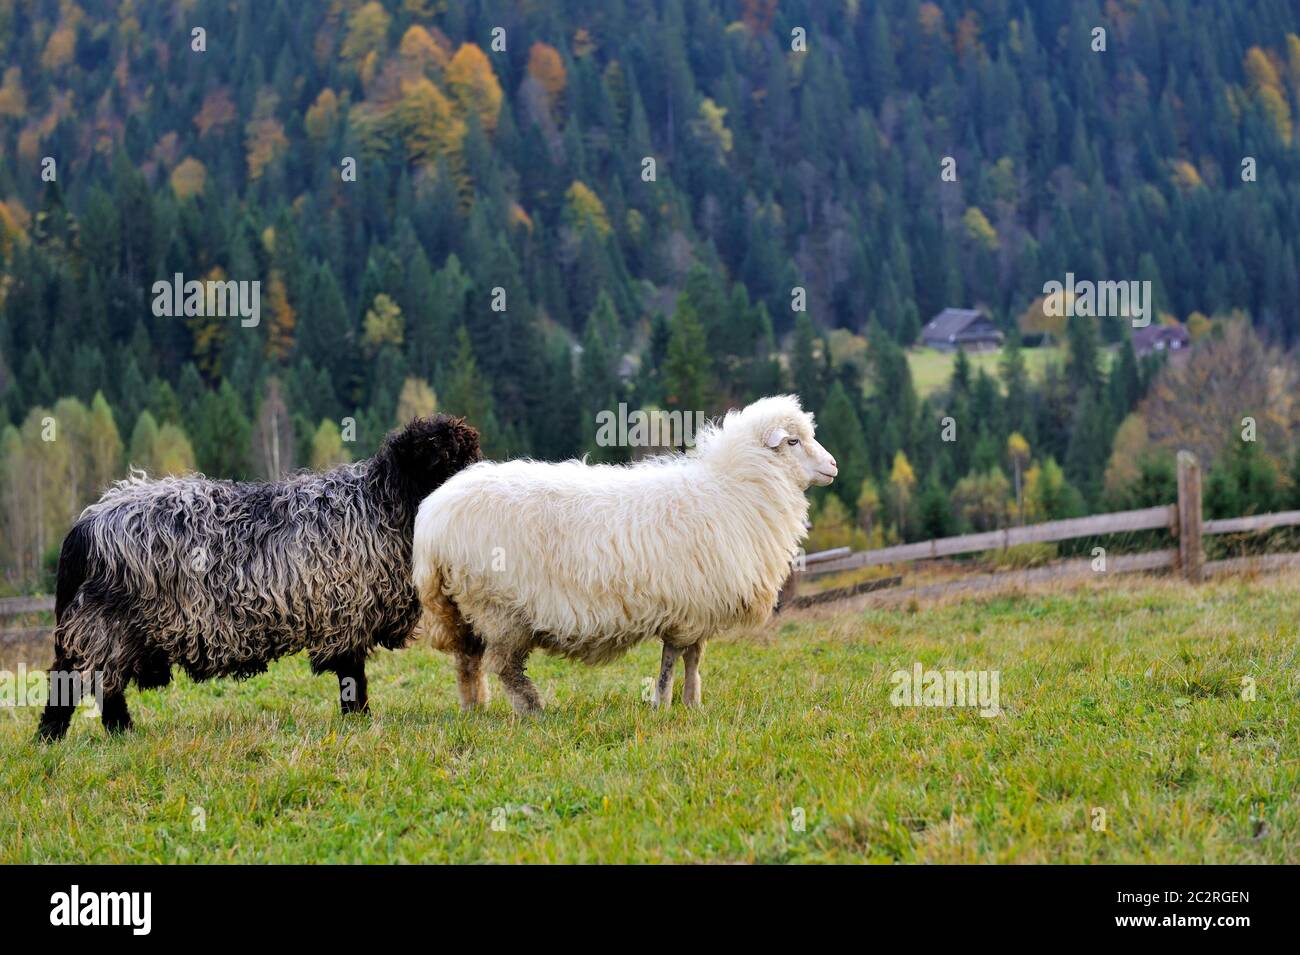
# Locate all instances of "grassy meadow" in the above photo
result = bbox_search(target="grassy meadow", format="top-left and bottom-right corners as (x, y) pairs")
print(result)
(2, 570), (1297, 863)
(906, 344), (1071, 396)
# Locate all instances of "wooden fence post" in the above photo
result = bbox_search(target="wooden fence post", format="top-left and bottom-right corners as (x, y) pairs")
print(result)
(1176, 450), (1203, 583)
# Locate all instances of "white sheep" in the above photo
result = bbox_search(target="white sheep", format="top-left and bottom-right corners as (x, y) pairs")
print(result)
(412, 395), (838, 715)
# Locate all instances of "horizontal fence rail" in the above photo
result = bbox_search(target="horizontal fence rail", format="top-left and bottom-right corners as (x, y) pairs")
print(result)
(0, 596), (55, 617)
(1204, 510), (1300, 536)
(806, 505), (1177, 577)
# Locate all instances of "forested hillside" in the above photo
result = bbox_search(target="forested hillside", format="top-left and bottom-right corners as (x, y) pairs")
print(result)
(3, 0), (1300, 589)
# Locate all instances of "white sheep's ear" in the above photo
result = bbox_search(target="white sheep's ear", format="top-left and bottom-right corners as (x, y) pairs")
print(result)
(765, 428), (789, 448)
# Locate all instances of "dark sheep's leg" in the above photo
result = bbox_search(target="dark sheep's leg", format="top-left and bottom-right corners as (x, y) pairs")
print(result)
(337, 657), (370, 715)
(36, 651), (81, 743)
(101, 691), (133, 734)
(653, 642), (683, 709)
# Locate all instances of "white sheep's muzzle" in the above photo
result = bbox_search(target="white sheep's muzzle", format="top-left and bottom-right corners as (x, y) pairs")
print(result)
(801, 437), (838, 487)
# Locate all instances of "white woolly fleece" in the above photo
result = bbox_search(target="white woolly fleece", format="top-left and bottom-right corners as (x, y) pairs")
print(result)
(413, 395), (833, 665)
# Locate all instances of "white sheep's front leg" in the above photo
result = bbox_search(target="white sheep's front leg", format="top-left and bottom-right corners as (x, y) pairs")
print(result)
(682, 640), (705, 707)
(654, 642), (683, 709)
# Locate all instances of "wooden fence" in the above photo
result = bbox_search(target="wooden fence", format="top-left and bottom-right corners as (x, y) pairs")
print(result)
(786, 451), (1300, 603)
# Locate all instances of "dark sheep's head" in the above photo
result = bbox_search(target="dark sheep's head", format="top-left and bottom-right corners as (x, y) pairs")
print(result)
(376, 414), (482, 510)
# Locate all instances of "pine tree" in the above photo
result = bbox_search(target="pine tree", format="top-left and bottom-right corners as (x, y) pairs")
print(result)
(662, 299), (711, 418)
(441, 326), (504, 457)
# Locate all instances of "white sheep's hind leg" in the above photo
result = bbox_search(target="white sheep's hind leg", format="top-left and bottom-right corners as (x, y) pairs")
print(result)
(681, 640), (705, 708)
(654, 642), (683, 709)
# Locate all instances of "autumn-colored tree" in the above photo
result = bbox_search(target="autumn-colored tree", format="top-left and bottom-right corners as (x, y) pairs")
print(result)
(305, 88), (340, 143)
(1017, 293), (1069, 342)
(399, 24), (450, 73)
(193, 88), (237, 137)
(690, 98), (733, 159)
(245, 117), (288, 180)
(265, 271), (296, 362)
(564, 181), (611, 238)
(1182, 313), (1209, 343)
(1244, 46), (1293, 143)
(1103, 414), (1150, 499)
(953, 467), (1010, 532)
(41, 25), (77, 71)
(170, 157), (207, 200)
(1007, 432), (1030, 523)
(396, 76), (467, 170)
(527, 42), (567, 113)
(341, 2), (392, 67)
(857, 477), (881, 543)
(363, 293), (404, 352)
(890, 450), (916, 535)
(395, 377), (437, 424)
(128, 411), (197, 477)
(0, 67), (26, 118)
(962, 206), (999, 250)
(309, 419), (351, 471)
(187, 266), (232, 380)
(445, 43), (503, 133)
(1139, 320), (1300, 471)
(740, 0), (778, 36)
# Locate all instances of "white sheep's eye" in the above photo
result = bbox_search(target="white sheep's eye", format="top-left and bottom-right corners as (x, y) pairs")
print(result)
(787, 437), (800, 447)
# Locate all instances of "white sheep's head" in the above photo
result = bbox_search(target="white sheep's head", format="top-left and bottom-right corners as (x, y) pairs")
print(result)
(763, 414), (838, 488)
(699, 395), (838, 488)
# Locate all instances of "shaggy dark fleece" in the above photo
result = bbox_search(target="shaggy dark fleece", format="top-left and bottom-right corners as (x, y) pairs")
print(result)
(37, 415), (480, 741)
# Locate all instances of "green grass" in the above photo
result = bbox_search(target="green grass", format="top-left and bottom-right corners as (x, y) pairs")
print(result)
(3, 572), (1298, 863)
(907, 345), (1064, 397)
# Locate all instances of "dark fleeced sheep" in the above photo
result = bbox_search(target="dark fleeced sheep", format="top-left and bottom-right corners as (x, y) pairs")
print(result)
(36, 415), (480, 741)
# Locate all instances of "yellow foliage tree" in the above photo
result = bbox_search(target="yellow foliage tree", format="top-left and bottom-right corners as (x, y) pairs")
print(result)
(962, 206), (1000, 250)
(342, 1), (391, 66)
(1244, 46), (1293, 143)
(245, 118), (289, 180)
(397, 76), (467, 168)
(363, 293), (404, 352)
(187, 266), (232, 380)
(41, 25), (77, 71)
(170, 158), (207, 200)
(400, 24), (450, 73)
(1186, 311), (1212, 341)
(1103, 414), (1150, 499)
(310, 419), (351, 471)
(1007, 432), (1030, 523)
(564, 181), (611, 237)
(265, 272), (296, 362)
(305, 88), (340, 143)
(889, 450), (916, 534)
(1169, 159), (1203, 191)
(445, 43), (503, 133)
(0, 200), (29, 259)
(0, 67), (26, 118)
(395, 377), (437, 425)
(691, 98), (734, 159)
